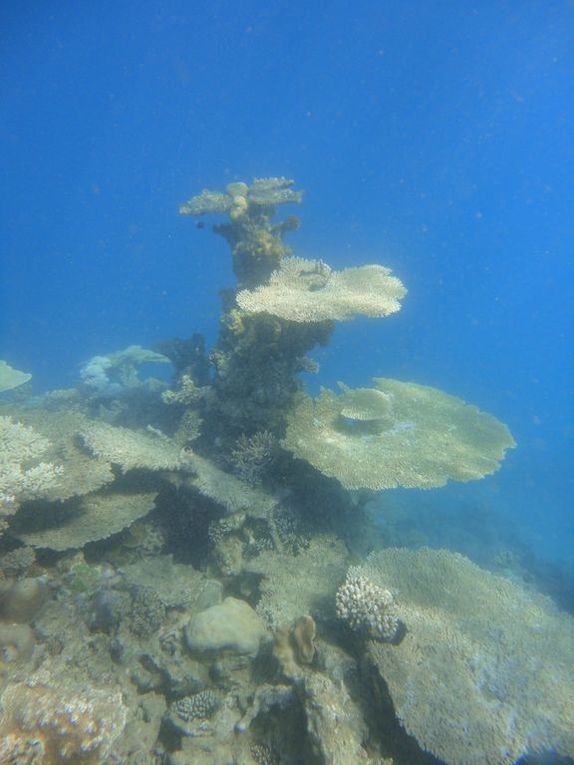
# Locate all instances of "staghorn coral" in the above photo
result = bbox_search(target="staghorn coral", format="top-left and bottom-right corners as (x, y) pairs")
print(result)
(359, 547), (574, 765)
(0, 677), (127, 764)
(283, 378), (515, 490)
(236, 257), (406, 323)
(229, 430), (277, 484)
(336, 572), (400, 641)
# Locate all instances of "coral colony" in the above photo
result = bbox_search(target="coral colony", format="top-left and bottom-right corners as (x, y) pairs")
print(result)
(1, 179), (572, 764)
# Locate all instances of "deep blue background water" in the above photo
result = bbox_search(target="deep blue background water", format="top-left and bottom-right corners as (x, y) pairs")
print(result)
(1, 1), (573, 562)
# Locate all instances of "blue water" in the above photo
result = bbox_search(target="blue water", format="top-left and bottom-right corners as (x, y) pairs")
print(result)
(1, 1), (573, 564)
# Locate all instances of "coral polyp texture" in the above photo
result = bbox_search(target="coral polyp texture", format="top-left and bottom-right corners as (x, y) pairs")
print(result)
(236, 256), (406, 322)
(179, 177), (303, 217)
(283, 377), (515, 490)
(0, 677), (127, 764)
(0, 416), (62, 520)
(359, 547), (574, 765)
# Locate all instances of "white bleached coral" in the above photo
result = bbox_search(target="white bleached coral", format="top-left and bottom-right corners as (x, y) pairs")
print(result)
(336, 572), (400, 641)
(236, 257), (406, 323)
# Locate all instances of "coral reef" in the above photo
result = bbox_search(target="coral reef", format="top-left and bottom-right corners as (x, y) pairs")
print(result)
(171, 690), (221, 722)
(80, 344), (170, 398)
(0, 416), (63, 529)
(180, 178), (302, 286)
(13, 490), (158, 551)
(229, 429), (277, 483)
(0, 177), (547, 765)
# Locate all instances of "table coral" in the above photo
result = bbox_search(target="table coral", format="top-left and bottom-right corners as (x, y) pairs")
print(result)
(283, 378), (515, 490)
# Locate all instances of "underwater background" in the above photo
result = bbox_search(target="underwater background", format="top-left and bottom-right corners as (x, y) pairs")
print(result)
(1, 3), (574, 764)
(2, 0), (572, 566)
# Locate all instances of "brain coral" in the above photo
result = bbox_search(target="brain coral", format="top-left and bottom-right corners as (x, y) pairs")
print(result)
(283, 378), (515, 490)
(358, 547), (574, 765)
(236, 257), (406, 323)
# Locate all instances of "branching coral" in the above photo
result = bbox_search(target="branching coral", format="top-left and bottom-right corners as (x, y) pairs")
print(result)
(336, 572), (400, 641)
(180, 178), (302, 286)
